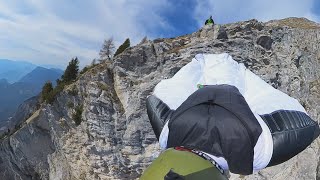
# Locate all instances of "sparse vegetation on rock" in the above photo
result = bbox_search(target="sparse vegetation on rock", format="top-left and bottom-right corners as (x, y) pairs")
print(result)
(72, 104), (83, 126)
(41, 57), (80, 104)
(62, 57), (79, 83)
(41, 81), (54, 103)
(114, 38), (130, 57)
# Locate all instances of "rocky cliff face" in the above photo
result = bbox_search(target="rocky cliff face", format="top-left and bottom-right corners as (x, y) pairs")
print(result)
(0, 17), (319, 180)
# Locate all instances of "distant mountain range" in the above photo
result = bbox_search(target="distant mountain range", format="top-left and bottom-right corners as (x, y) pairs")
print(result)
(0, 59), (64, 83)
(0, 59), (63, 123)
(0, 59), (37, 83)
(18, 66), (63, 87)
(0, 81), (38, 123)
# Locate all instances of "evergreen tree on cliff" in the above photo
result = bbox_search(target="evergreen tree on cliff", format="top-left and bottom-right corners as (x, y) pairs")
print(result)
(62, 57), (79, 83)
(114, 38), (130, 57)
(41, 81), (53, 103)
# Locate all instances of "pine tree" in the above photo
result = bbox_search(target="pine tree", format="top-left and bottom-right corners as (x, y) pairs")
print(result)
(72, 104), (83, 126)
(41, 81), (53, 103)
(114, 38), (130, 57)
(62, 57), (79, 83)
(99, 38), (115, 61)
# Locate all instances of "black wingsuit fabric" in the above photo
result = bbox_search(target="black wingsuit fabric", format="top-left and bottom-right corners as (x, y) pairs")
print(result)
(167, 85), (262, 175)
(146, 95), (174, 140)
(260, 110), (320, 166)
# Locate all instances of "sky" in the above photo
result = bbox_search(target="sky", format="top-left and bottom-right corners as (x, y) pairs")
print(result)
(0, 0), (319, 69)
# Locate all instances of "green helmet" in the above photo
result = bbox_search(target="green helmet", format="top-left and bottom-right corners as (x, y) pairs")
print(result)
(140, 148), (228, 180)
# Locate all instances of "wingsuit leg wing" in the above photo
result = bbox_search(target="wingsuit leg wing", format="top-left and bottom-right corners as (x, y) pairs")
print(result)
(146, 95), (174, 140)
(261, 111), (320, 167)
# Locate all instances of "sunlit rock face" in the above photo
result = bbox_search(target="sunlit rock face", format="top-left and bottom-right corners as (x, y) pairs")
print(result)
(0, 17), (320, 180)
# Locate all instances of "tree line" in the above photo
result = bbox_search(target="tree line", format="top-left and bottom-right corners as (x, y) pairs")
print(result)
(41, 37), (132, 104)
(99, 37), (130, 62)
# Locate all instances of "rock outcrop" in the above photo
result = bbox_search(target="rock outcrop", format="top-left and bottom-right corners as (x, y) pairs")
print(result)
(0, 17), (320, 180)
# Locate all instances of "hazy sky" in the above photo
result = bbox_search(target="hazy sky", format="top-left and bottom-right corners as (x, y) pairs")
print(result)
(0, 0), (319, 68)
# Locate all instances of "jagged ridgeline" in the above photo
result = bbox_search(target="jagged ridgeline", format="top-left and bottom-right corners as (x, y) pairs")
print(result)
(0, 18), (319, 180)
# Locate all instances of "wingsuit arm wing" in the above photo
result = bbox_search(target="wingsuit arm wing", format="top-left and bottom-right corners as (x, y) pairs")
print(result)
(244, 68), (320, 166)
(146, 95), (174, 140)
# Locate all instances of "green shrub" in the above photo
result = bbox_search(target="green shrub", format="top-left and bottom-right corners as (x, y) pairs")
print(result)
(41, 81), (54, 103)
(114, 38), (130, 57)
(80, 63), (98, 75)
(72, 104), (83, 126)
(80, 66), (90, 75)
(41, 57), (81, 104)
(43, 81), (65, 104)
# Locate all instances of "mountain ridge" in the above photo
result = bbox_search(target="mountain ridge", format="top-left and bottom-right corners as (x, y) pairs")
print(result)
(18, 66), (62, 86)
(0, 59), (36, 83)
(0, 66), (63, 124)
(0, 59), (63, 84)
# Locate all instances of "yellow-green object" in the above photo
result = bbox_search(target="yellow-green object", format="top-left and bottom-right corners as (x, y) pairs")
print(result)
(140, 148), (228, 180)
(197, 84), (204, 89)
(207, 18), (214, 25)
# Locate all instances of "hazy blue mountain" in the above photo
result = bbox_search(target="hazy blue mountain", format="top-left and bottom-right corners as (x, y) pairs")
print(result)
(0, 82), (38, 123)
(0, 66), (63, 122)
(0, 59), (37, 83)
(50, 68), (64, 74)
(18, 66), (62, 88)
(40, 63), (65, 70)
(0, 96), (39, 136)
